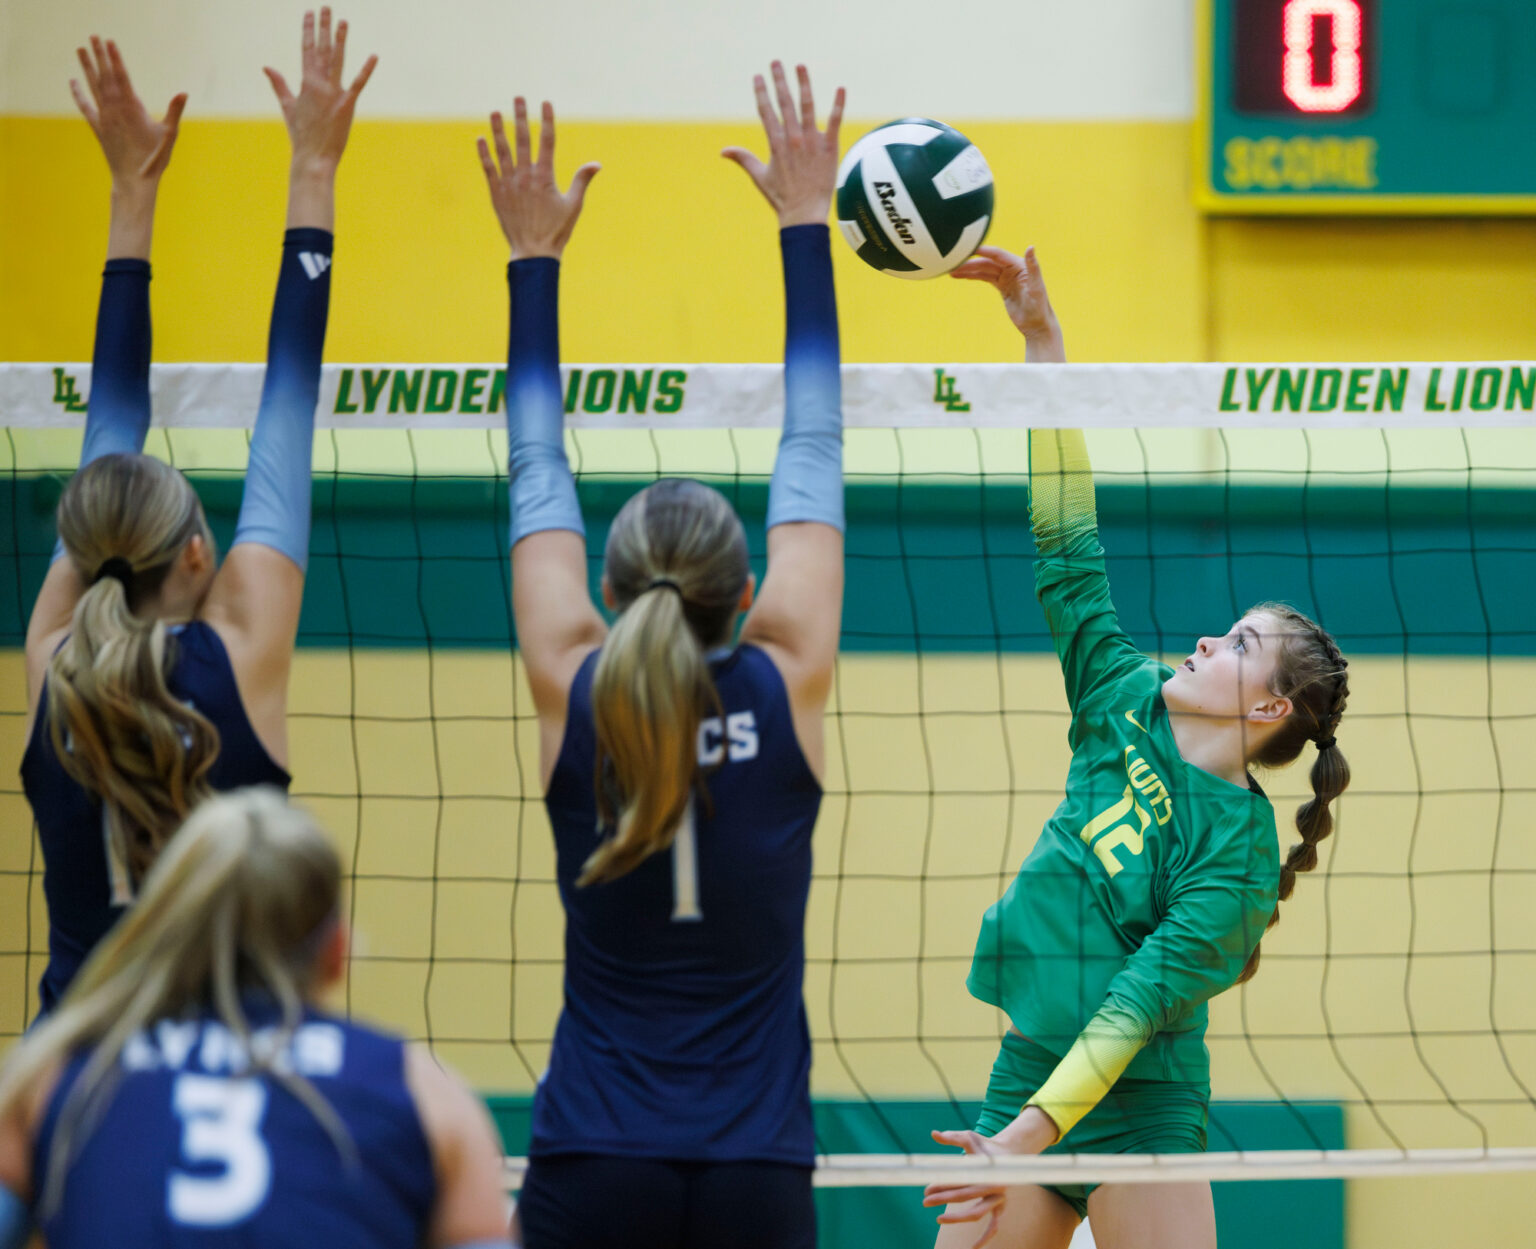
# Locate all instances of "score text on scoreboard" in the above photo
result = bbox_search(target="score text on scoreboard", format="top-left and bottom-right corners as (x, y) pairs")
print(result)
(1197, 0), (1536, 213)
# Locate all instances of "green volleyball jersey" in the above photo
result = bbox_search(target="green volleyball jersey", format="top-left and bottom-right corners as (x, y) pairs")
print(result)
(967, 550), (1280, 1086)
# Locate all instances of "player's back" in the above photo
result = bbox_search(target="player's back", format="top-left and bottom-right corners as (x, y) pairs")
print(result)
(33, 1005), (433, 1248)
(538, 642), (821, 1165)
(21, 620), (291, 1012)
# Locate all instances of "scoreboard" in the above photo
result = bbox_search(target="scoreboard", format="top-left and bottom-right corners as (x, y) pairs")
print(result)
(1197, 0), (1536, 213)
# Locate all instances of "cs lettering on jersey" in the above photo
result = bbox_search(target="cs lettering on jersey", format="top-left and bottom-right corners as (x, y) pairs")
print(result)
(1077, 743), (1173, 878)
(696, 711), (759, 766)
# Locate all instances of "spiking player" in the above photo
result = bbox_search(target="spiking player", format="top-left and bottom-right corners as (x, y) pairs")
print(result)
(20, 11), (372, 1015)
(923, 247), (1352, 1249)
(0, 788), (511, 1248)
(475, 64), (845, 1249)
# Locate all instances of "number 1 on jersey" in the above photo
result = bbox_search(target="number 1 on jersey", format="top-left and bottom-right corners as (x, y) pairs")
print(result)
(671, 800), (702, 922)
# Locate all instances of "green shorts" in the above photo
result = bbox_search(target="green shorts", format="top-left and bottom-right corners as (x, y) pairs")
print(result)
(974, 1029), (1209, 1220)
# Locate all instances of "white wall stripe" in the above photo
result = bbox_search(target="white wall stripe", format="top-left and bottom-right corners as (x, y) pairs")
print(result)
(3, 0), (1194, 120)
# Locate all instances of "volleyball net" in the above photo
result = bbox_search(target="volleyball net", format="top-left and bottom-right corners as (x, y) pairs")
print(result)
(3, 361), (1536, 1190)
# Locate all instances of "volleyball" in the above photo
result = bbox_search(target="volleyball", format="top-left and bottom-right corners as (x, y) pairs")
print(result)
(834, 118), (994, 280)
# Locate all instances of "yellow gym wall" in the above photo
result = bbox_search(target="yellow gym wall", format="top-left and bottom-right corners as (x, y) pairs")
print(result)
(5, 3), (1536, 1245)
(6, 117), (1536, 365)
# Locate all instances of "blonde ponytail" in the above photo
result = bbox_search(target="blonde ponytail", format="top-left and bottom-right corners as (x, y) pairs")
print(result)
(47, 453), (218, 890)
(585, 584), (719, 885)
(0, 788), (348, 1215)
(583, 480), (750, 886)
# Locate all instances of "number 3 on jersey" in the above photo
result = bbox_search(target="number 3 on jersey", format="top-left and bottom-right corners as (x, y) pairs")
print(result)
(168, 1075), (271, 1226)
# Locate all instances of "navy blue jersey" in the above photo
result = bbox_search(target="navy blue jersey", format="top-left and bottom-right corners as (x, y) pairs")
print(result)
(536, 643), (821, 1166)
(32, 1006), (434, 1247)
(20, 621), (290, 1013)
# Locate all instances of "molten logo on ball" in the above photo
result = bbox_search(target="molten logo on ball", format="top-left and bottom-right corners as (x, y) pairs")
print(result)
(873, 183), (917, 246)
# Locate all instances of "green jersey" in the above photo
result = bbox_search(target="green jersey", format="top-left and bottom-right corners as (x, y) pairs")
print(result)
(967, 549), (1280, 1086)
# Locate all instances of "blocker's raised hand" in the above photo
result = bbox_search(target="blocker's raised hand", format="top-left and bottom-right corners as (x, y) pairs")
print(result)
(71, 37), (187, 187)
(477, 98), (600, 261)
(264, 8), (377, 172)
(723, 62), (845, 228)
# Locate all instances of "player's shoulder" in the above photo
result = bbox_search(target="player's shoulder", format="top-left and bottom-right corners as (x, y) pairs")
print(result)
(403, 1044), (502, 1168)
(11, 1051), (66, 1140)
(401, 1044), (509, 1245)
(717, 641), (791, 704)
(729, 640), (778, 680)
(1078, 654), (1167, 718)
(1197, 789), (1281, 872)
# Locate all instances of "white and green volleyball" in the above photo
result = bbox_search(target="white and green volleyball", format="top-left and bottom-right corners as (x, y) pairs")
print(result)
(834, 119), (994, 280)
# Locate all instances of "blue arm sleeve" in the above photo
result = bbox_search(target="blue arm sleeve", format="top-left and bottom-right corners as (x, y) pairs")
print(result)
(506, 256), (583, 547)
(0, 1186), (29, 1249)
(56, 259), (156, 561)
(231, 227), (332, 571)
(768, 223), (843, 532)
(81, 258), (154, 464)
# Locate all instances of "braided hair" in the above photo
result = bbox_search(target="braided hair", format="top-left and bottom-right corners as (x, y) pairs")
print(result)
(1236, 603), (1351, 984)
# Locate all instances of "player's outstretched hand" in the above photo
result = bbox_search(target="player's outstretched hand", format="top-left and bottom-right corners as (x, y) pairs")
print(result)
(477, 99), (600, 261)
(264, 7), (376, 173)
(921, 1128), (1014, 1249)
(951, 245), (1066, 360)
(723, 62), (845, 229)
(71, 37), (186, 188)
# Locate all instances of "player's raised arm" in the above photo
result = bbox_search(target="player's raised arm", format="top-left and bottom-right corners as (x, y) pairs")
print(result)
(24, 38), (187, 715)
(478, 98), (606, 769)
(732, 63), (847, 770)
(956, 246), (1145, 715)
(203, 7), (376, 767)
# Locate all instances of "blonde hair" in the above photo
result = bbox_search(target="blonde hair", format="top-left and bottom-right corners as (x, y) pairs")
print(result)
(584, 479), (750, 886)
(1238, 603), (1351, 985)
(0, 787), (348, 1215)
(47, 452), (219, 889)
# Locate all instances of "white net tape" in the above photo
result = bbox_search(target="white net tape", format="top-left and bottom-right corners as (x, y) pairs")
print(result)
(498, 1148), (1536, 1190)
(4, 360), (1536, 429)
